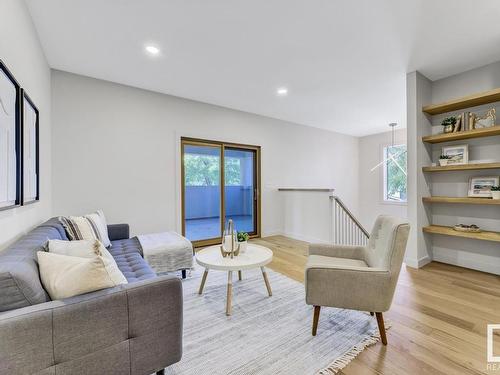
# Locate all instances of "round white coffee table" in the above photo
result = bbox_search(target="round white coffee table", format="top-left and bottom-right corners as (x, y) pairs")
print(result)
(196, 244), (273, 316)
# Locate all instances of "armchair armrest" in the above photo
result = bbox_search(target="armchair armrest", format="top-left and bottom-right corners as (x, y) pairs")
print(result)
(107, 223), (130, 241)
(0, 275), (182, 375)
(308, 243), (366, 260)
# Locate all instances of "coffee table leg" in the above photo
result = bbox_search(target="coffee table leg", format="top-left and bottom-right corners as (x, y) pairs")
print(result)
(198, 268), (209, 295)
(238, 270), (242, 280)
(261, 266), (272, 296)
(226, 271), (233, 316)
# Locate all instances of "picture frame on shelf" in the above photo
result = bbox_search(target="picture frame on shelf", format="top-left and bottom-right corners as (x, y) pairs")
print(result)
(0, 59), (21, 211)
(468, 176), (499, 198)
(441, 144), (468, 165)
(21, 89), (39, 205)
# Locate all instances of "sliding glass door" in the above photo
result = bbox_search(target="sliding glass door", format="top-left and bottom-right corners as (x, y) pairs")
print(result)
(224, 148), (257, 234)
(181, 138), (260, 246)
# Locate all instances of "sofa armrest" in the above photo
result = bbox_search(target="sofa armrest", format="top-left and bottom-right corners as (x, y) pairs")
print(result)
(0, 275), (182, 375)
(107, 223), (130, 241)
(308, 243), (366, 260)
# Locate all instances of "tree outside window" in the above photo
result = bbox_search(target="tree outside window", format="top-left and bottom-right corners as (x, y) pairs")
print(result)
(383, 144), (407, 202)
(184, 154), (241, 186)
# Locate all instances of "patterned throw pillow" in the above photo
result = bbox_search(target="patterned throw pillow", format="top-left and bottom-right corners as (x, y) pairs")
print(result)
(59, 210), (111, 247)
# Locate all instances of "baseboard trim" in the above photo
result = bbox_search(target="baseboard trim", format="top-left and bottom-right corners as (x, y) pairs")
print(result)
(433, 251), (500, 275)
(261, 230), (284, 238)
(279, 231), (330, 244)
(404, 255), (431, 269)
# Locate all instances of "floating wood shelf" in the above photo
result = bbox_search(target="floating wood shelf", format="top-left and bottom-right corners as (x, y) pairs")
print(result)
(423, 225), (500, 243)
(422, 126), (500, 144)
(422, 196), (500, 205)
(422, 88), (500, 115)
(422, 162), (500, 172)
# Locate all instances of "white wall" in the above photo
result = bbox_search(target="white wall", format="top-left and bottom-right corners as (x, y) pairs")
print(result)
(358, 128), (407, 230)
(0, 0), (52, 249)
(51, 71), (359, 240)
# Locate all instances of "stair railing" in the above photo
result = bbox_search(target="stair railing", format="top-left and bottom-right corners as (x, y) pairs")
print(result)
(330, 196), (369, 246)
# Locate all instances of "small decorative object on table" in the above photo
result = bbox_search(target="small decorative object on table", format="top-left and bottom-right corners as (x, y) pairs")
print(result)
(441, 144), (468, 165)
(237, 231), (249, 253)
(441, 116), (457, 134)
(453, 224), (481, 233)
(472, 108), (496, 129)
(438, 154), (451, 166)
(491, 186), (500, 200)
(468, 176), (500, 198)
(220, 219), (239, 258)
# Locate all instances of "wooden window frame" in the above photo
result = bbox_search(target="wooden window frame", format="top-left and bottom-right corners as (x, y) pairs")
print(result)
(181, 137), (261, 247)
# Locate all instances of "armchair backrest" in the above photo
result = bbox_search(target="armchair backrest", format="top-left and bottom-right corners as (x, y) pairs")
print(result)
(365, 215), (410, 274)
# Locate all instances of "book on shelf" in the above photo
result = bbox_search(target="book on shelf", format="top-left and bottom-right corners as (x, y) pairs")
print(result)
(463, 111), (470, 131)
(454, 114), (462, 132)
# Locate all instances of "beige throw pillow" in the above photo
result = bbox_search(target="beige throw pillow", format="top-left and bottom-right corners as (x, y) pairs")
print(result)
(46, 239), (127, 287)
(38, 239), (128, 300)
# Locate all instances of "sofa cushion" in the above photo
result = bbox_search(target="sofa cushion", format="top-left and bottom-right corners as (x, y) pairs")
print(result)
(109, 237), (156, 282)
(0, 218), (67, 312)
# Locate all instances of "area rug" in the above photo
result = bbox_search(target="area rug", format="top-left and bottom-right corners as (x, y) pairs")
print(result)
(165, 267), (387, 375)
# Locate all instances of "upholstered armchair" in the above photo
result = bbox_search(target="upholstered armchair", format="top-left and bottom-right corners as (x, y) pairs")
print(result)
(305, 215), (410, 345)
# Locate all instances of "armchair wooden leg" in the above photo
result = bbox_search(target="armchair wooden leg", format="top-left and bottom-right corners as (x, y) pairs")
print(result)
(312, 306), (321, 336)
(375, 312), (387, 345)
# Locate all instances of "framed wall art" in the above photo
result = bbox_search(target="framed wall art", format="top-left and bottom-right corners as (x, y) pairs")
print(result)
(0, 59), (21, 210)
(21, 89), (39, 204)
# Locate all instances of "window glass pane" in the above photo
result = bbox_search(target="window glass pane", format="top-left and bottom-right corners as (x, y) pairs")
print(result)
(224, 148), (255, 234)
(384, 144), (407, 202)
(183, 144), (221, 241)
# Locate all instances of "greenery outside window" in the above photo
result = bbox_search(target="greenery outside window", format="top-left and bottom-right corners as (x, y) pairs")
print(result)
(184, 154), (241, 186)
(383, 144), (407, 203)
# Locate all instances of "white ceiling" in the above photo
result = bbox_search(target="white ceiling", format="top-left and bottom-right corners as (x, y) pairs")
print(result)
(26, 0), (500, 136)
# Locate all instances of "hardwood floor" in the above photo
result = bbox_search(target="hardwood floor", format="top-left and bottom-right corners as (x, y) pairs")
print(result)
(251, 235), (500, 375)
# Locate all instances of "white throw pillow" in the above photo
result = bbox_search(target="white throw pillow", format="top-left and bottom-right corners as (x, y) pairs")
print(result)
(46, 239), (127, 287)
(37, 251), (127, 300)
(60, 210), (111, 247)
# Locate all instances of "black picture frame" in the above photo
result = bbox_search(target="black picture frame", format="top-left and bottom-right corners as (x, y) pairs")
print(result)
(0, 59), (21, 211)
(21, 89), (40, 205)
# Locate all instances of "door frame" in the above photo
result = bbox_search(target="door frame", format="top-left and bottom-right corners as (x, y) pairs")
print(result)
(180, 137), (261, 248)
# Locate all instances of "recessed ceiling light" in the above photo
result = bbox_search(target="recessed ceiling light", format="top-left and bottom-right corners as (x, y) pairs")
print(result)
(145, 45), (160, 55)
(276, 87), (288, 96)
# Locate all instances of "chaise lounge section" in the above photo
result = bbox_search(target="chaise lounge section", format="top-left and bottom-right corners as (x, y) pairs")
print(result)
(0, 218), (183, 375)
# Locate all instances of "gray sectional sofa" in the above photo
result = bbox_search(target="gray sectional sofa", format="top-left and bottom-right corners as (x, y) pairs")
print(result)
(0, 218), (183, 375)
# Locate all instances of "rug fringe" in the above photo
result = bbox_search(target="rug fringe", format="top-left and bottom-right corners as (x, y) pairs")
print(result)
(316, 322), (392, 375)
